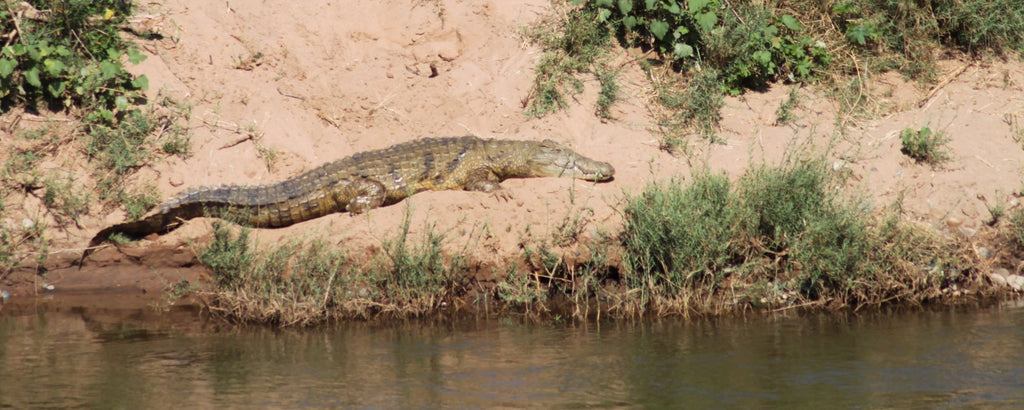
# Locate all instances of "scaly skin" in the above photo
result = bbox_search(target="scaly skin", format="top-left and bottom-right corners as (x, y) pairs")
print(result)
(83, 136), (614, 261)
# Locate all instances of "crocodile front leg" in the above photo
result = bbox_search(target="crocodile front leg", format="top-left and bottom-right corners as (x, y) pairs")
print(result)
(464, 168), (502, 192)
(344, 178), (388, 214)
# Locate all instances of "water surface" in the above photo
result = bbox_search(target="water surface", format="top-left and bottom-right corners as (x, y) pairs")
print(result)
(1, 300), (1022, 407)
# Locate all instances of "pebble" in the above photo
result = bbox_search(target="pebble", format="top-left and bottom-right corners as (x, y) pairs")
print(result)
(959, 227), (977, 238)
(1007, 275), (1024, 292)
(0, 289), (9, 303)
(946, 217), (963, 228)
(976, 247), (992, 260)
(21, 218), (34, 229)
(989, 272), (1008, 287)
(859, 200), (875, 213)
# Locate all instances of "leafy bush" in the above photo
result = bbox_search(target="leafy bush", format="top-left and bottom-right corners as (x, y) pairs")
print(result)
(623, 173), (734, 294)
(0, 0), (148, 119)
(585, 0), (830, 94)
(526, 6), (614, 117)
(900, 126), (950, 164)
(831, 0), (1024, 78)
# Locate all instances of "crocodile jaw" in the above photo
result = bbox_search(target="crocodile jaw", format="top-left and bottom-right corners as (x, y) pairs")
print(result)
(526, 140), (615, 181)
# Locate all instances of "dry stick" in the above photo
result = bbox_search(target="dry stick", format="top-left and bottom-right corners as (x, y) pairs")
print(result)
(276, 87), (305, 101)
(918, 62), (972, 108)
(771, 299), (825, 313)
(3, 1), (23, 48)
(218, 134), (253, 150)
(322, 270), (337, 309)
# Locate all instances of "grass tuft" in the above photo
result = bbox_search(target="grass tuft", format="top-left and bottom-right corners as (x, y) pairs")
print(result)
(900, 126), (950, 165)
(525, 6), (616, 118)
(195, 207), (470, 325)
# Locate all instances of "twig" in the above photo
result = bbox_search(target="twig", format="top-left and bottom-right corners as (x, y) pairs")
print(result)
(218, 134), (253, 150)
(919, 62), (972, 108)
(771, 299), (824, 312)
(722, 0), (744, 24)
(4, 1), (24, 47)
(276, 87), (305, 100)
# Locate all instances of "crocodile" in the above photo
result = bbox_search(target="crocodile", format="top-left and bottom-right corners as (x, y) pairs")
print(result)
(83, 136), (614, 261)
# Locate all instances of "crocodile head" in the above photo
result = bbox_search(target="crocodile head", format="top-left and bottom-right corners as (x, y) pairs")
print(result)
(521, 139), (615, 182)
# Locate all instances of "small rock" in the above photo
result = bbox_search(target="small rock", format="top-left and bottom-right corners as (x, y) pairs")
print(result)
(41, 283), (55, 291)
(946, 217), (963, 228)
(1, 289), (10, 303)
(21, 218), (34, 229)
(959, 227), (977, 238)
(832, 160), (846, 171)
(859, 200), (875, 213)
(977, 247), (992, 260)
(983, 274), (1007, 287)
(1007, 275), (1024, 292)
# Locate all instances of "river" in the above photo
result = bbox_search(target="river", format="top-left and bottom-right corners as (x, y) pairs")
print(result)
(1, 298), (1022, 408)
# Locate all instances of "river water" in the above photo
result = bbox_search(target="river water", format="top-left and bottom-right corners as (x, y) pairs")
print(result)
(1, 299), (1022, 408)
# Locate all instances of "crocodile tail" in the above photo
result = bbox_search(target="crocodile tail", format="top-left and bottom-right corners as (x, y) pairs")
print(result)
(80, 212), (180, 266)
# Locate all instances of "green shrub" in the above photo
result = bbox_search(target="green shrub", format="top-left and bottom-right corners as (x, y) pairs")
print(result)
(899, 126), (950, 164)
(735, 159), (830, 252)
(1011, 208), (1024, 249)
(0, 0), (148, 117)
(831, 0), (1024, 78)
(623, 173), (734, 294)
(586, 0), (830, 94)
(526, 6), (614, 117)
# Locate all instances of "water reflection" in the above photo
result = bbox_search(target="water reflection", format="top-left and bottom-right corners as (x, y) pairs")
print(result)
(1, 301), (1022, 407)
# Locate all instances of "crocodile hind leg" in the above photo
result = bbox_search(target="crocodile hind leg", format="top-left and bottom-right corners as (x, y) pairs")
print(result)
(344, 178), (388, 214)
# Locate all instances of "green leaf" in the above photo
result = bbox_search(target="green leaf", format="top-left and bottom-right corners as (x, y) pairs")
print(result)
(596, 0), (614, 7)
(6, 44), (27, 56)
(673, 43), (694, 59)
(779, 14), (802, 31)
(99, 60), (121, 79)
(26, 44), (41, 61)
(24, 67), (41, 88)
(0, 58), (15, 78)
(47, 81), (66, 98)
(832, 1), (858, 15)
(598, 8), (612, 22)
(695, 12), (717, 32)
(94, 109), (114, 123)
(115, 95), (129, 111)
(667, 2), (681, 14)
(673, 26), (690, 39)
(650, 20), (670, 40)
(644, 0), (656, 10)
(846, 25), (869, 45)
(131, 75), (149, 90)
(752, 50), (771, 65)
(43, 58), (66, 76)
(618, 0), (632, 15)
(688, 0), (710, 12)
(623, 16), (637, 31)
(127, 48), (147, 64)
